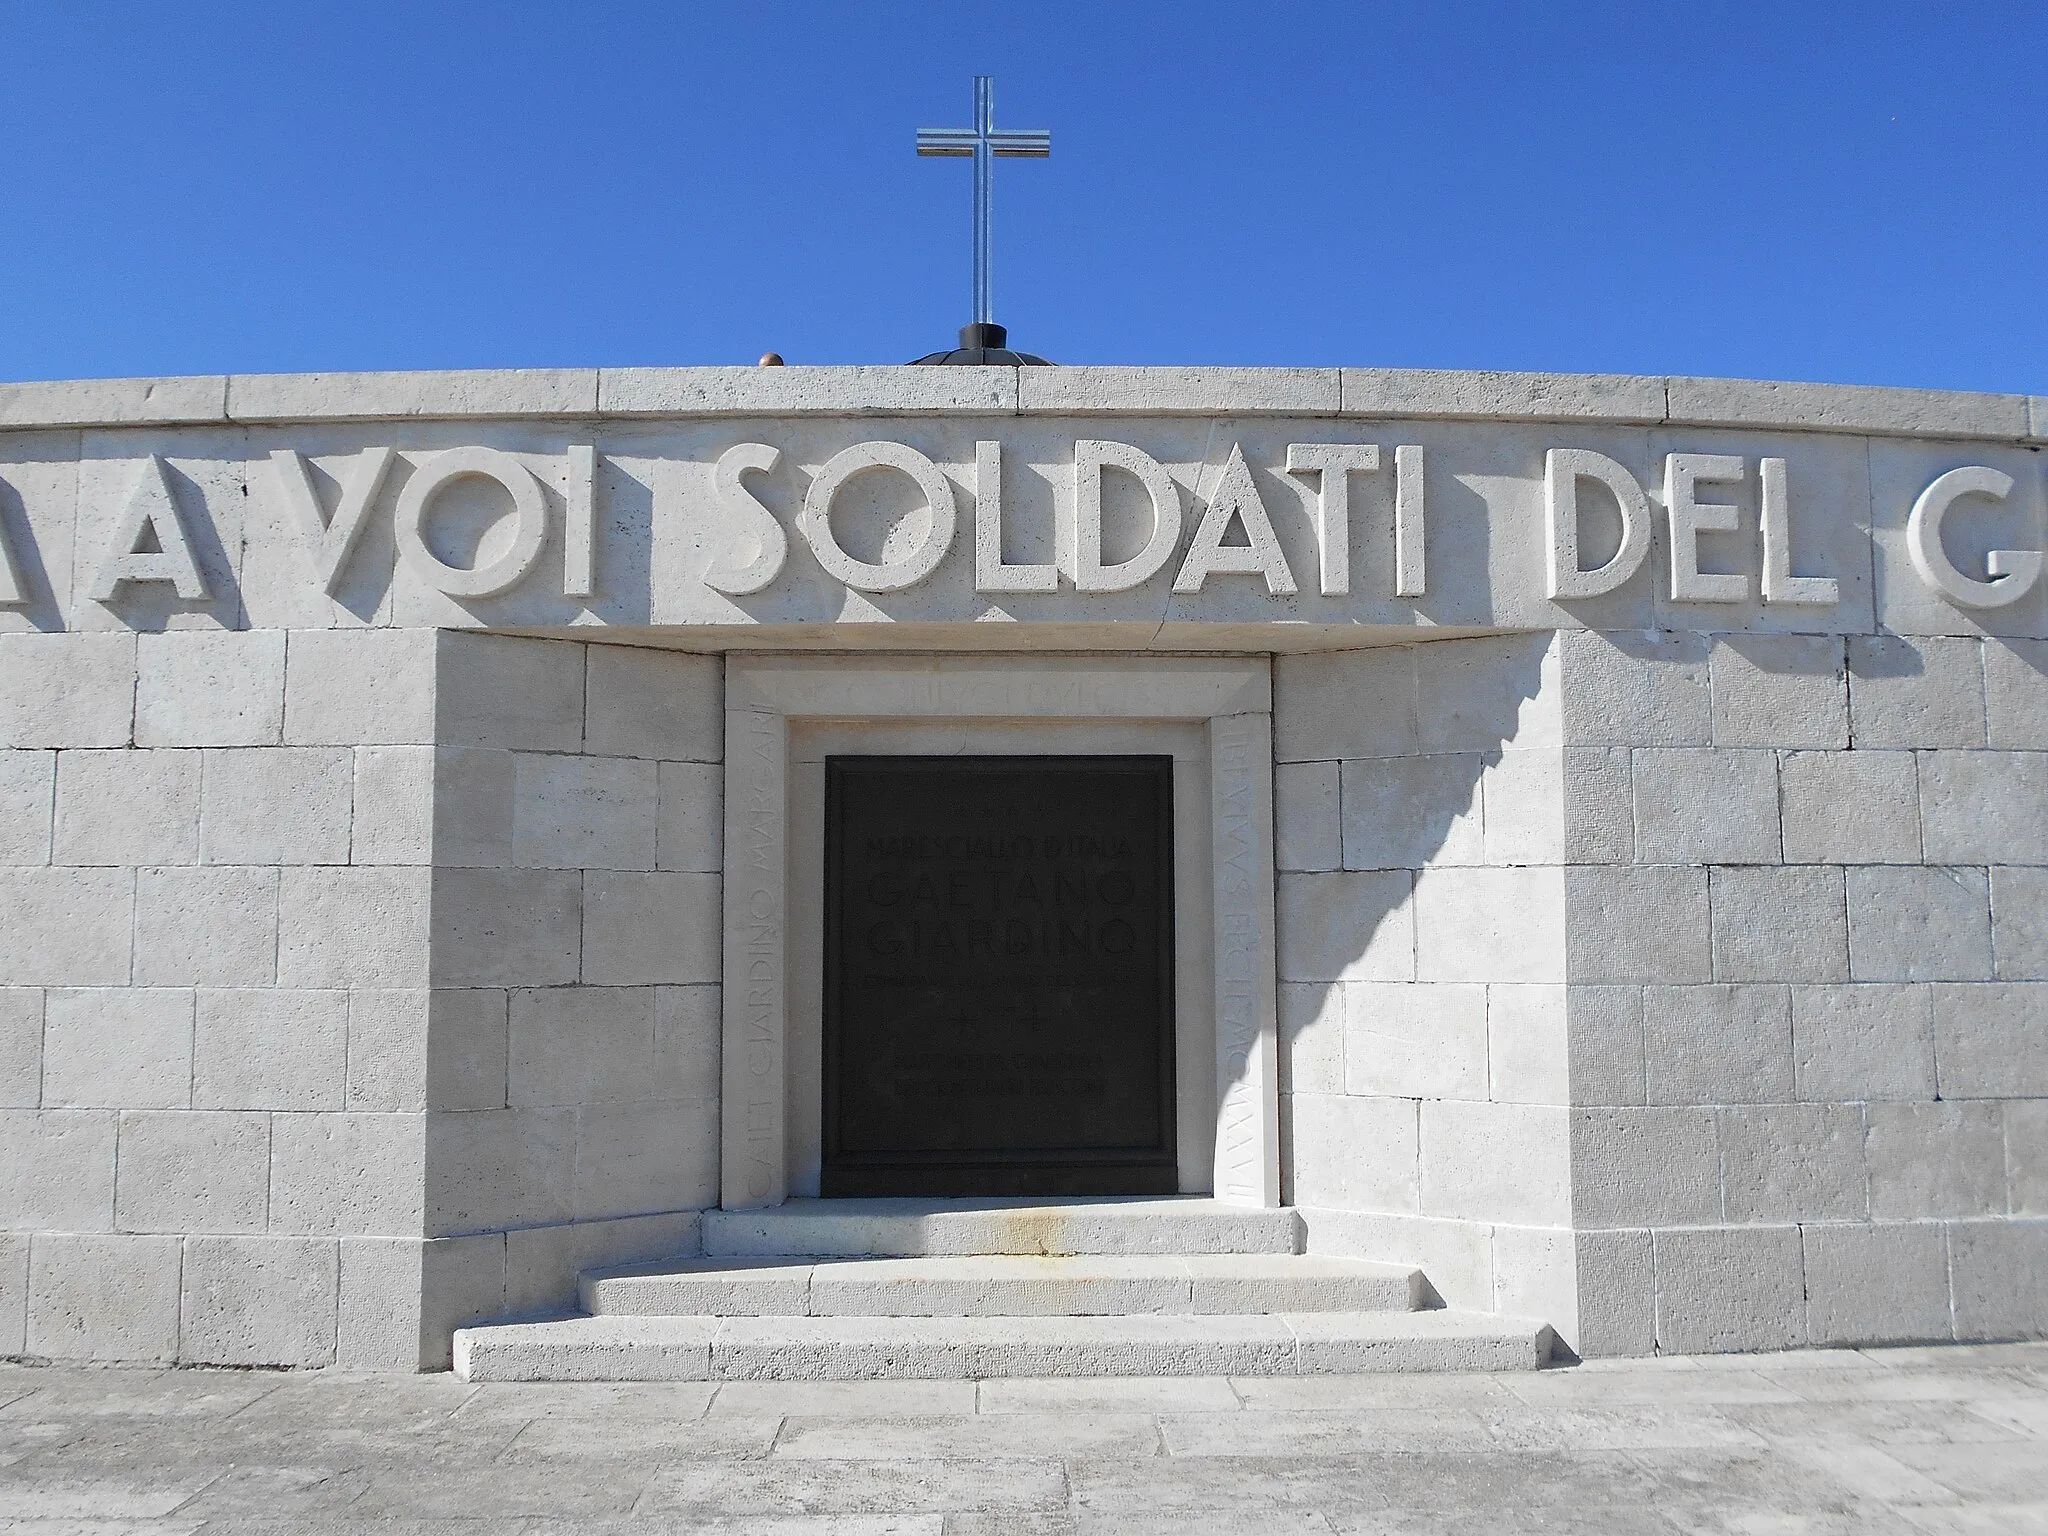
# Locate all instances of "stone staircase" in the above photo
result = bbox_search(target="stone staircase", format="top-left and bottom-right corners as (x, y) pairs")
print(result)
(452, 1197), (1556, 1381)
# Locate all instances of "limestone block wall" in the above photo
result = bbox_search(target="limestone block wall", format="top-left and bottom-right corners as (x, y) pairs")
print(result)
(1275, 634), (1581, 1343)
(418, 636), (722, 1361)
(1561, 628), (2048, 1355)
(0, 628), (723, 1368)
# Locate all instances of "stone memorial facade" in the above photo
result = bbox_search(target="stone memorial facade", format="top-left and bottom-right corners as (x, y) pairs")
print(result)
(0, 365), (2042, 1372)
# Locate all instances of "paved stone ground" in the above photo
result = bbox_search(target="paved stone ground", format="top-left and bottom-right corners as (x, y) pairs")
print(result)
(2, 1344), (2047, 1534)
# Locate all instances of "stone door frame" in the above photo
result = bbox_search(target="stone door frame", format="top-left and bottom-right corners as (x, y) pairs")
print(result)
(720, 653), (1281, 1210)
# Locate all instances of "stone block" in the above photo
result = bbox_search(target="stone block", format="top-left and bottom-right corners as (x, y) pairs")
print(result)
(1948, 1220), (2048, 1340)
(1558, 629), (1712, 748)
(1025, 363), (1339, 414)
(42, 988), (191, 1108)
(134, 865), (278, 986)
(1652, 1225), (1807, 1353)
(0, 868), (133, 985)
(1719, 1103), (1867, 1222)
(511, 753), (658, 870)
(1866, 1101), (2006, 1219)
(1490, 1223), (1579, 1350)
(1420, 1100), (1571, 1225)
(1791, 984), (1937, 1101)
(1710, 865), (1848, 982)
(1559, 746), (1632, 864)
(1667, 375), (2026, 436)
(0, 989), (40, 1107)
(1633, 748), (1780, 864)
(1477, 747), (1567, 868)
(269, 1111), (426, 1237)
(1778, 750), (1920, 864)
(1277, 982), (1343, 1094)
(277, 866), (433, 987)
(1343, 365), (1667, 421)
(509, 986), (660, 1109)
(0, 1109), (116, 1229)
(1273, 761), (1338, 872)
(512, 1216), (701, 1319)
(1710, 635), (1848, 749)
(1992, 867), (2048, 980)
(1803, 1223), (1952, 1345)
(0, 373), (225, 426)
(1342, 982), (1486, 1099)
(581, 871), (721, 986)
(114, 1109), (270, 1232)
(432, 745), (515, 867)
(0, 751), (54, 864)
(345, 988), (508, 1112)
(1562, 866), (1711, 984)
(1414, 865), (1566, 983)
(1983, 639), (2048, 749)
(350, 745), (435, 865)
(1571, 1227), (1656, 1358)
(573, 1099), (720, 1221)
(1569, 1107), (1720, 1226)
(431, 868), (584, 987)
(585, 646), (722, 761)
(0, 633), (134, 747)
(603, 362), (1014, 415)
(424, 1107), (577, 1235)
(283, 628), (437, 745)
(1285, 1093), (1417, 1212)
(194, 988), (347, 1110)
(1273, 649), (1417, 762)
(437, 633), (585, 753)
(2008, 1101), (2048, 1216)
(26, 1232), (182, 1361)
(1340, 754), (1484, 869)
(657, 761), (723, 874)
(1488, 983), (1570, 1105)
(1847, 635), (1986, 749)
(1641, 984), (1794, 1104)
(338, 1231), (505, 1370)
(1846, 866), (1993, 982)
(1564, 985), (1645, 1105)
(227, 366), (597, 419)
(1919, 750), (2048, 865)
(199, 747), (354, 864)
(0, 1232), (22, 1354)
(1933, 982), (2048, 1098)
(653, 985), (721, 1102)
(53, 749), (200, 866)
(1277, 871), (1415, 982)
(135, 630), (286, 747)
(1414, 633), (1562, 754)
(180, 1234), (338, 1367)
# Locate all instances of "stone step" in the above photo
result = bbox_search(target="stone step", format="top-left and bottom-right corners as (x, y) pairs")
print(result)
(701, 1197), (1303, 1259)
(454, 1309), (1555, 1382)
(582, 1253), (1424, 1318)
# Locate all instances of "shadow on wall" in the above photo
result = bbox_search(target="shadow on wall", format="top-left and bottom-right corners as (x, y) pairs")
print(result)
(1276, 626), (1560, 1182)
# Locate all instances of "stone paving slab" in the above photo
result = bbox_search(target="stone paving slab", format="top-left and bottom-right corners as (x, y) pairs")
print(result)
(0, 1344), (2044, 1532)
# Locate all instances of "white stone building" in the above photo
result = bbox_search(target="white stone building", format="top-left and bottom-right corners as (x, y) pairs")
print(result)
(0, 365), (2041, 1375)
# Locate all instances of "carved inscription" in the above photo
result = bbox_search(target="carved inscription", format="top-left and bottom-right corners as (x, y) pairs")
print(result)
(822, 755), (1176, 1197)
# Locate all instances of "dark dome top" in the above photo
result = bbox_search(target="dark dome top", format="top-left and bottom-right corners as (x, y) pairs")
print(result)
(910, 322), (1053, 366)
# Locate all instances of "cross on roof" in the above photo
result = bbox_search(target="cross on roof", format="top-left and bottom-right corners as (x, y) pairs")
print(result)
(916, 76), (1049, 329)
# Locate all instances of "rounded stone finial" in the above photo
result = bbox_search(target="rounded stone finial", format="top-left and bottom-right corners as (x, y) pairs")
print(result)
(758, 352), (785, 367)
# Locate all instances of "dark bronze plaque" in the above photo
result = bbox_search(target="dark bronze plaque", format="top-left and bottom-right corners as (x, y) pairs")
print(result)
(823, 755), (1176, 1197)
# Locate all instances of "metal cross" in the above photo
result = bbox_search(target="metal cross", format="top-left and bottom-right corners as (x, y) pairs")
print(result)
(916, 76), (1049, 328)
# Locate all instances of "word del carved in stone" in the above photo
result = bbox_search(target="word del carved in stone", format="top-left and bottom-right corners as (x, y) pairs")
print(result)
(13, 437), (2043, 615)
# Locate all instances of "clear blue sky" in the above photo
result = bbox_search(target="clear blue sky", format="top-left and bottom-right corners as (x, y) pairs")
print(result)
(1, 1), (2041, 390)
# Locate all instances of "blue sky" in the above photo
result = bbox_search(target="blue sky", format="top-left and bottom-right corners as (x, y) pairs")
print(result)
(0, 1), (2041, 390)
